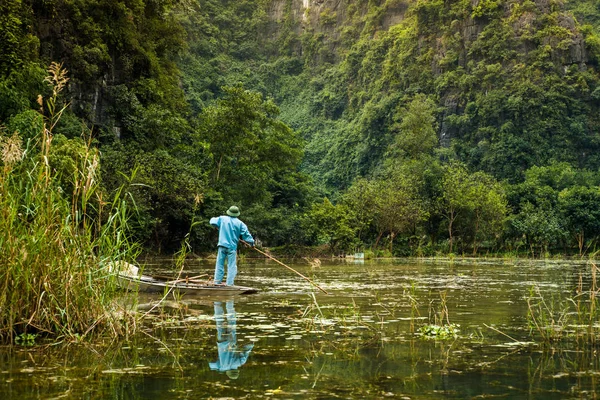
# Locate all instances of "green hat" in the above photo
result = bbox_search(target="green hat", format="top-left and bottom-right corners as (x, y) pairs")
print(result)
(226, 369), (239, 379)
(227, 206), (240, 217)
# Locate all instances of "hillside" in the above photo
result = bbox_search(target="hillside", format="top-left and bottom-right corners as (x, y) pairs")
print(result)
(250, 0), (600, 187)
(3, 0), (600, 255)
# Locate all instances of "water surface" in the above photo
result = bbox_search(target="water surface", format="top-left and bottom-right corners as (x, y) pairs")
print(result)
(2, 258), (599, 399)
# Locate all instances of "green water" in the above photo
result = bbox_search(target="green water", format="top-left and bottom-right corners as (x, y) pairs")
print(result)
(2, 258), (599, 399)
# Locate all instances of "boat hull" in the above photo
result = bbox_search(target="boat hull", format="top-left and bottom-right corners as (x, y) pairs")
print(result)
(117, 274), (258, 295)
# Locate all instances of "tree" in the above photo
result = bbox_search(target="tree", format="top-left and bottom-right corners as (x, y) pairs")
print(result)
(342, 178), (378, 245)
(304, 198), (356, 253)
(464, 172), (507, 254)
(558, 186), (600, 256)
(199, 86), (304, 206)
(439, 162), (471, 253)
(440, 163), (506, 253)
(371, 173), (428, 253)
(388, 94), (439, 160)
(511, 202), (566, 256)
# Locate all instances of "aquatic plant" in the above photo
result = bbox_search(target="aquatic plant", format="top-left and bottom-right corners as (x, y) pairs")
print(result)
(526, 286), (570, 343)
(0, 62), (138, 343)
(403, 281), (420, 333)
(15, 332), (37, 346)
(419, 323), (460, 339)
(419, 290), (460, 340)
(429, 290), (451, 326)
(526, 259), (600, 344)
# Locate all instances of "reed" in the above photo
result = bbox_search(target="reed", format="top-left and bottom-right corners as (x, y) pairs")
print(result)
(0, 63), (138, 343)
(403, 282), (420, 333)
(526, 286), (569, 342)
(420, 290), (460, 339)
(526, 258), (600, 344)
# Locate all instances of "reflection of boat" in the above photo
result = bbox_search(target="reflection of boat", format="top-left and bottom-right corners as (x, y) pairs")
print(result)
(114, 262), (258, 295)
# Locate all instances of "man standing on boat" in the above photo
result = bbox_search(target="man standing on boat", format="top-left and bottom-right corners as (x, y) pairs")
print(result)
(210, 206), (255, 286)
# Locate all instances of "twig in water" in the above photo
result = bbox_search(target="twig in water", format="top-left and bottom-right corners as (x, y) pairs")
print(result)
(483, 323), (521, 343)
(139, 329), (183, 373)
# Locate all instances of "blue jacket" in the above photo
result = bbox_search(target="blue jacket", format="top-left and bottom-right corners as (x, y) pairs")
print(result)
(210, 216), (255, 250)
(209, 341), (254, 372)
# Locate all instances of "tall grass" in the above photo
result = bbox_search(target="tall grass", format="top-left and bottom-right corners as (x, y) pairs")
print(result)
(0, 63), (138, 343)
(527, 258), (600, 344)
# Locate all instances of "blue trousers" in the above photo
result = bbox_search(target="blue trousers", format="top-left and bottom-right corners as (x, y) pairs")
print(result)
(214, 246), (237, 285)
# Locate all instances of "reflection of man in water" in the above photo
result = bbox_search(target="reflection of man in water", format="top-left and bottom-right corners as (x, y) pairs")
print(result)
(209, 300), (254, 379)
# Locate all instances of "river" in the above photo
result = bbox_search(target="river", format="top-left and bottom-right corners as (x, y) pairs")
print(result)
(2, 257), (599, 399)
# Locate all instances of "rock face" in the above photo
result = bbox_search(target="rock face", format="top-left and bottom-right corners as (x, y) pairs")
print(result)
(266, 0), (408, 57)
(56, 0), (592, 143)
(264, 0), (592, 145)
(267, 0), (589, 60)
(268, 0), (409, 32)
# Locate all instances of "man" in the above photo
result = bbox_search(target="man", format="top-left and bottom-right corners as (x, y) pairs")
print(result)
(210, 206), (255, 286)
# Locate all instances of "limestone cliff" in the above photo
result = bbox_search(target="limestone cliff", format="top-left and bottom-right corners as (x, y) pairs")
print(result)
(263, 0), (593, 147)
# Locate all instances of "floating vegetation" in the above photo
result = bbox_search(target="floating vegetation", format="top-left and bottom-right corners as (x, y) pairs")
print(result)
(419, 324), (460, 339)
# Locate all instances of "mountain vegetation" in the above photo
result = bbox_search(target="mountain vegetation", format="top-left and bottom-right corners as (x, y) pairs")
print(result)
(3, 0), (600, 257)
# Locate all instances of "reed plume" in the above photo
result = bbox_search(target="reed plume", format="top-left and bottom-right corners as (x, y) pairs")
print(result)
(0, 63), (138, 344)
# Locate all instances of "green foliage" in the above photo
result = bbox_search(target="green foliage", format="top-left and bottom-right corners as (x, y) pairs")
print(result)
(467, 172), (507, 252)
(5, 0), (600, 257)
(320, 8), (337, 25)
(341, 178), (378, 243)
(419, 324), (460, 339)
(34, 0), (186, 87)
(7, 110), (44, 143)
(388, 93), (439, 161)
(304, 198), (357, 252)
(471, 0), (502, 19)
(0, 0), (39, 76)
(14, 332), (37, 346)
(439, 162), (507, 253)
(558, 186), (600, 253)
(502, 162), (600, 255)
(511, 202), (567, 256)
(0, 65), (137, 342)
(199, 85), (304, 206)
(439, 162), (471, 252)
(0, 63), (47, 122)
(100, 143), (208, 252)
(48, 133), (93, 197)
(254, 0), (600, 190)
(371, 174), (429, 252)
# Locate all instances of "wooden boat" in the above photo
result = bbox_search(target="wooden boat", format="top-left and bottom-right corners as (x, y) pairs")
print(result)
(117, 273), (259, 295)
(113, 262), (258, 295)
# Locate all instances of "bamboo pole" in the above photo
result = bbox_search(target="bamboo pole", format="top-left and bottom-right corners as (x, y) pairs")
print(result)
(241, 240), (328, 294)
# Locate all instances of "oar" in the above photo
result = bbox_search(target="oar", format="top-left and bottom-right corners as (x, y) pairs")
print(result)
(241, 240), (328, 295)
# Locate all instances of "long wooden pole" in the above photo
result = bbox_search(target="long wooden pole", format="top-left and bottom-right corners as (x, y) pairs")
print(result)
(241, 240), (328, 294)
